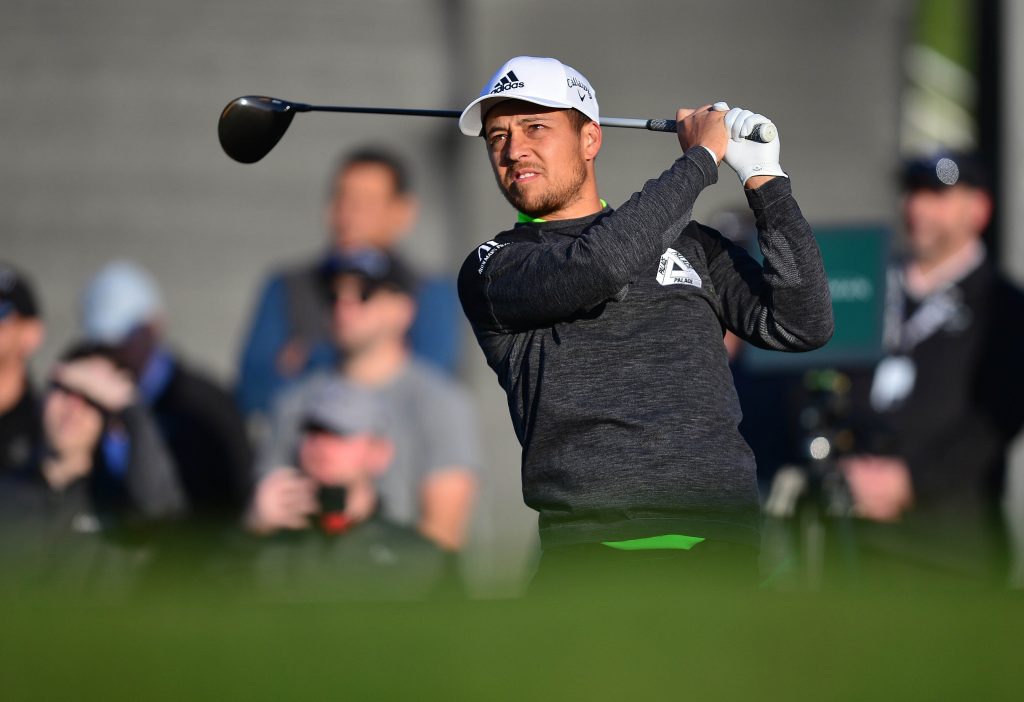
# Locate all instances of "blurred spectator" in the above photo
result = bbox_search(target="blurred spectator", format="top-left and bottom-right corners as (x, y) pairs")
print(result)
(0, 263), (44, 475)
(841, 152), (1024, 580)
(247, 380), (444, 600)
(0, 344), (185, 591)
(235, 148), (463, 420)
(80, 261), (253, 522)
(256, 250), (479, 553)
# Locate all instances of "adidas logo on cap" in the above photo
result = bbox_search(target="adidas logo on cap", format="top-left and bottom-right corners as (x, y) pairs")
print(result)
(490, 70), (525, 95)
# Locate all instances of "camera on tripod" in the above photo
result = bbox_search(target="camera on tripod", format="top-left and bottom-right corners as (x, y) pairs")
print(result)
(739, 224), (889, 588)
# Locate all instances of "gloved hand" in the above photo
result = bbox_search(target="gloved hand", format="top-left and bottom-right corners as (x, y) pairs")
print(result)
(715, 103), (788, 186)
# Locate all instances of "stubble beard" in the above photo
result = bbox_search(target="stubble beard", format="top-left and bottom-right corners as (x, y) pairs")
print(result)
(496, 157), (588, 219)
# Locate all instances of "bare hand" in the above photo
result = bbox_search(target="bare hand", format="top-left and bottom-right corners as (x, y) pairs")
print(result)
(840, 455), (914, 522)
(247, 467), (318, 534)
(53, 357), (137, 413)
(676, 105), (728, 162)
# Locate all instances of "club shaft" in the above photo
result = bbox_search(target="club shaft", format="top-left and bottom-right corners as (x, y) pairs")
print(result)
(600, 117), (673, 131)
(291, 99), (775, 141)
(304, 104), (667, 127)
(303, 104), (463, 119)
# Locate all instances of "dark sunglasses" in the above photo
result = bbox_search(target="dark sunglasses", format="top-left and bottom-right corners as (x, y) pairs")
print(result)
(48, 380), (111, 417)
(329, 279), (401, 304)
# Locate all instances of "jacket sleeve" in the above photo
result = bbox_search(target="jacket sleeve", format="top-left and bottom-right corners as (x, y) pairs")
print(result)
(459, 147), (718, 333)
(120, 403), (188, 519)
(704, 177), (834, 351)
(901, 411), (1004, 505)
(235, 274), (290, 417)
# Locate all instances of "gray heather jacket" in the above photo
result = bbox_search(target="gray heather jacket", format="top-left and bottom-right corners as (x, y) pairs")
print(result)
(458, 147), (833, 549)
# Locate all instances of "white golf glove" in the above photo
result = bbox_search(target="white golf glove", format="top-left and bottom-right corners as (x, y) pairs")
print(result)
(714, 103), (787, 186)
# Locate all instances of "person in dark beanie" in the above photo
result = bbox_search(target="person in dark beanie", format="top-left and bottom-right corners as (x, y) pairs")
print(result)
(841, 152), (1024, 582)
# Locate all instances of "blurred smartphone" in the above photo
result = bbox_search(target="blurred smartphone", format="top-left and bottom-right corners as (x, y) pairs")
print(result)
(316, 486), (349, 535)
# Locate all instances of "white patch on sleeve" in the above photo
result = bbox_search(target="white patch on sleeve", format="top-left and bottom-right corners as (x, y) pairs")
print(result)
(476, 240), (510, 274)
(656, 248), (702, 288)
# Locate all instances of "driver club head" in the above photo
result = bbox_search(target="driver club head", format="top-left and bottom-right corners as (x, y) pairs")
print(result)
(218, 96), (298, 164)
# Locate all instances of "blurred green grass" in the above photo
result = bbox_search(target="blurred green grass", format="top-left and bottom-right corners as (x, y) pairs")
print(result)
(1, 580), (1019, 701)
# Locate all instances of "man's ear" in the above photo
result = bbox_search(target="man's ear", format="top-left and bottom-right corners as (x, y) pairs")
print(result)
(390, 194), (418, 241)
(966, 188), (993, 234)
(390, 294), (417, 336)
(582, 121), (602, 161)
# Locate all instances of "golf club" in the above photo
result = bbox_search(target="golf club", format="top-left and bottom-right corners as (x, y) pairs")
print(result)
(218, 95), (777, 164)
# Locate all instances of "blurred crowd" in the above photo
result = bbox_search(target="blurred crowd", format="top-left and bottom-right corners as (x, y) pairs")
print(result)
(0, 149), (479, 600)
(1, 147), (1022, 599)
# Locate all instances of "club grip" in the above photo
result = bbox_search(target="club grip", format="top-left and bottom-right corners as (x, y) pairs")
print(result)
(749, 122), (777, 143)
(648, 119), (777, 143)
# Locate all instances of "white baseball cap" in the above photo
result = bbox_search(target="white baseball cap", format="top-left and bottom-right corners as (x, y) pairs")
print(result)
(81, 260), (163, 344)
(459, 56), (599, 136)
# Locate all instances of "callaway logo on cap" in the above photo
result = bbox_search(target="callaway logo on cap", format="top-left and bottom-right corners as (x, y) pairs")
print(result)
(459, 56), (599, 136)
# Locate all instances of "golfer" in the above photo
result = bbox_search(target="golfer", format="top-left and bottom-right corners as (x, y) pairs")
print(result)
(457, 56), (833, 585)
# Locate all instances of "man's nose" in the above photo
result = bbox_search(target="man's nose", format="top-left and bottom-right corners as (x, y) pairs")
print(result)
(501, 130), (529, 164)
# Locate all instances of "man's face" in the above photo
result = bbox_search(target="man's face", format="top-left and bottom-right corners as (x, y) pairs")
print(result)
(299, 430), (378, 487)
(331, 275), (413, 354)
(109, 324), (159, 379)
(327, 163), (413, 251)
(0, 309), (42, 368)
(43, 377), (105, 456)
(483, 100), (595, 219)
(902, 186), (990, 265)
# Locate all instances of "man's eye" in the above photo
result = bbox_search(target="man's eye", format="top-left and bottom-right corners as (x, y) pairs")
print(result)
(488, 134), (507, 147)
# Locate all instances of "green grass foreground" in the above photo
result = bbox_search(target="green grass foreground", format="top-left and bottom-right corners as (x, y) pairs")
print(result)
(0, 578), (1020, 701)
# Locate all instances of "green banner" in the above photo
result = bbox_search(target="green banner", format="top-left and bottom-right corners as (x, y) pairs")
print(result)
(743, 225), (888, 371)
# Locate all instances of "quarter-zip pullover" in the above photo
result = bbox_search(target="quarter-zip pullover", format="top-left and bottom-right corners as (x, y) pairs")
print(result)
(458, 147), (833, 549)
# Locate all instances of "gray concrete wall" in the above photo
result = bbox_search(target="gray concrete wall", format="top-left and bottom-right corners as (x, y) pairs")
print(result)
(2, 0), (464, 377)
(2, 0), (912, 595)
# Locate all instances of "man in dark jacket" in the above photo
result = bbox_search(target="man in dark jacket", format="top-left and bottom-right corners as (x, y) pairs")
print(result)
(841, 152), (1024, 581)
(456, 56), (833, 586)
